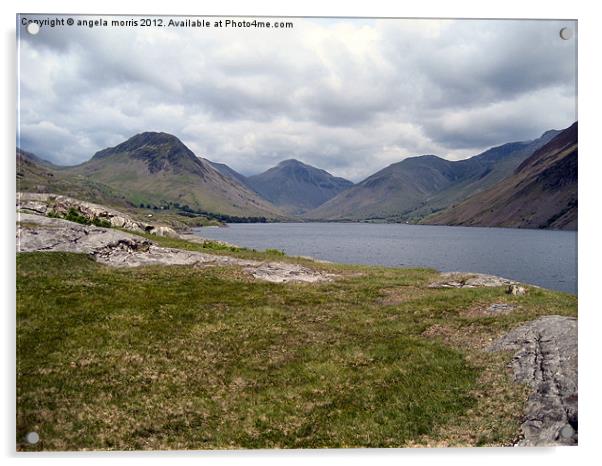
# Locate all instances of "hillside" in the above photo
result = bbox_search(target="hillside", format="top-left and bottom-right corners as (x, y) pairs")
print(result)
(206, 159), (249, 186)
(246, 159), (354, 214)
(305, 130), (559, 222)
(424, 123), (577, 230)
(16, 149), (134, 209)
(67, 132), (284, 219)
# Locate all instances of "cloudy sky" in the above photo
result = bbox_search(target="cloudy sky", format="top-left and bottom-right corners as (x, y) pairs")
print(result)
(17, 16), (576, 181)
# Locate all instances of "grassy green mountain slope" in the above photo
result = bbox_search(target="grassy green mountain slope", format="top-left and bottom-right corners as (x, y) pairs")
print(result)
(206, 160), (249, 186)
(407, 133), (560, 221)
(305, 155), (470, 221)
(17, 149), (134, 208)
(305, 130), (560, 222)
(68, 132), (285, 219)
(423, 123), (577, 230)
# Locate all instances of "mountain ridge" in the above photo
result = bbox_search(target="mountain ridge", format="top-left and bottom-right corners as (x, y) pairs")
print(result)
(17, 124), (574, 229)
(423, 123), (577, 230)
(305, 129), (561, 222)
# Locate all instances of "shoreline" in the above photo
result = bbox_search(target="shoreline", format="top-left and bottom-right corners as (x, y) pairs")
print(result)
(191, 222), (577, 295)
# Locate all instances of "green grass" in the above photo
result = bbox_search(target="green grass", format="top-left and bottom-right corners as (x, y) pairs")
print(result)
(16, 250), (577, 450)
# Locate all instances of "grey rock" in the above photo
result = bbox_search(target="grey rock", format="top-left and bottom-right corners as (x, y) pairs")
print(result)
(489, 315), (578, 446)
(17, 213), (152, 255)
(246, 262), (336, 283)
(17, 212), (335, 284)
(429, 272), (518, 289)
(485, 303), (516, 314)
(148, 225), (180, 239)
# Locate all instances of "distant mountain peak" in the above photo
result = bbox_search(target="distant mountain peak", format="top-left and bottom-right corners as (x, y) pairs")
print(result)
(400, 154), (443, 164)
(69, 132), (284, 218)
(278, 158), (305, 166)
(92, 131), (193, 160)
(89, 131), (205, 177)
(246, 159), (353, 214)
(540, 129), (562, 140)
(130, 131), (183, 144)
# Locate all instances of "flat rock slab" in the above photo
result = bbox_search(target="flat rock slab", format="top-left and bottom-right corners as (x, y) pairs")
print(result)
(247, 262), (334, 283)
(486, 303), (517, 314)
(463, 302), (518, 318)
(17, 213), (335, 284)
(489, 315), (578, 446)
(429, 272), (518, 289)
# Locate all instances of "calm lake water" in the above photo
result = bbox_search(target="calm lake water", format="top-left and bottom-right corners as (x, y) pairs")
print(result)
(194, 223), (577, 294)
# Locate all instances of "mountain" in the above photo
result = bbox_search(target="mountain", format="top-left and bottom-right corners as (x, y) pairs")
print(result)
(206, 160), (249, 186)
(16, 148), (57, 168)
(245, 159), (354, 214)
(17, 149), (134, 208)
(68, 132), (284, 218)
(423, 122), (577, 230)
(305, 130), (560, 222)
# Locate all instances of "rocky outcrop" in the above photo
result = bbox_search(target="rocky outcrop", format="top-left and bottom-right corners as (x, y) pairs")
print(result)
(489, 316), (578, 446)
(428, 272), (518, 289)
(17, 213), (335, 284)
(17, 214), (152, 254)
(17, 192), (179, 238)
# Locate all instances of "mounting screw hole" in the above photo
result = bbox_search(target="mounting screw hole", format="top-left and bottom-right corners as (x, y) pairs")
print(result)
(25, 432), (40, 445)
(559, 27), (573, 40)
(26, 23), (40, 35)
(25, 431), (40, 444)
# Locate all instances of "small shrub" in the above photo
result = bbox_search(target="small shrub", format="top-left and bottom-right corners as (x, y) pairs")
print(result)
(64, 208), (91, 225)
(265, 248), (285, 256)
(92, 217), (112, 228)
(201, 240), (243, 252)
(47, 208), (112, 229)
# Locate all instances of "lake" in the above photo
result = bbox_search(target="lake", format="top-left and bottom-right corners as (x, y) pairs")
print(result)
(194, 223), (577, 294)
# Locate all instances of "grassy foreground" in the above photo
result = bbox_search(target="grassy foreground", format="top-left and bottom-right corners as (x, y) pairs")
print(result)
(16, 239), (577, 450)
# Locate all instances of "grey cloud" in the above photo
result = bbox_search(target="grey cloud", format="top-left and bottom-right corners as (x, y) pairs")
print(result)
(17, 16), (576, 181)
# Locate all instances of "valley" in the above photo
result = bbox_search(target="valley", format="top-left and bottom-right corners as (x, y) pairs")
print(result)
(17, 123), (577, 231)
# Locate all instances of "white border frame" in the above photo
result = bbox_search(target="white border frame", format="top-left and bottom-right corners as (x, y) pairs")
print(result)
(3, 1), (599, 465)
